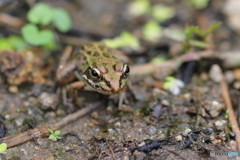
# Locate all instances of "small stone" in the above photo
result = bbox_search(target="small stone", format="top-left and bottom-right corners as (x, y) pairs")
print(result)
(108, 128), (115, 134)
(114, 122), (121, 128)
(215, 120), (227, 130)
(8, 85), (19, 93)
(15, 118), (23, 126)
(229, 132), (236, 138)
(182, 128), (192, 136)
(233, 68), (240, 80)
(91, 111), (98, 119)
(147, 126), (157, 135)
(227, 140), (237, 151)
(224, 71), (234, 83)
(175, 135), (182, 141)
(200, 72), (209, 81)
(209, 64), (223, 83)
(211, 139), (222, 145)
(38, 92), (59, 110)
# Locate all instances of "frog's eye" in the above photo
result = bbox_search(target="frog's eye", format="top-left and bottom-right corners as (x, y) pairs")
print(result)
(123, 64), (130, 78)
(91, 68), (101, 78)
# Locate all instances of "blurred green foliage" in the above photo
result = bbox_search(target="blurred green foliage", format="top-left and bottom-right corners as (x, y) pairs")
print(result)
(0, 143), (7, 153)
(104, 31), (140, 50)
(21, 2), (72, 49)
(0, 35), (28, 50)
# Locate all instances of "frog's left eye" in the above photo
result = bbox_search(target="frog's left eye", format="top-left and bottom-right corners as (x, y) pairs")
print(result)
(91, 68), (101, 79)
(123, 64), (130, 77)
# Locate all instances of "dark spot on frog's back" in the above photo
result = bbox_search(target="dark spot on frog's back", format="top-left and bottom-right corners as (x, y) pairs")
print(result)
(103, 52), (110, 58)
(98, 45), (104, 50)
(93, 52), (99, 56)
(87, 51), (92, 55)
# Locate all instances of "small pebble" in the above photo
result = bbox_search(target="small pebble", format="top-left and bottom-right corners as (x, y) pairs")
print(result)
(215, 120), (227, 130)
(227, 140), (237, 151)
(211, 139), (222, 145)
(224, 70), (234, 83)
(8, 85), (19, 93)
(15, 118), (23, 126)
(114, 122), (121, 128)
(229, 132), (236, 138)
(147, 126), (157, 135)
(182, 128), (192, 136)
(175, 135), (182, 141)
(38, 92), (58, 110)
(209, 64), (223, 83)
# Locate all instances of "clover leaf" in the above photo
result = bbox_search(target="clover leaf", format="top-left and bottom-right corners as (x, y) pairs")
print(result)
(27, 2), (53, 25)
(21, 24), (54, 46)
(52, 8), (72, 32)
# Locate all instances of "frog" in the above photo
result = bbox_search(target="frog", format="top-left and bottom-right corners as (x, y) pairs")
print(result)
(55, 42), (130, 107)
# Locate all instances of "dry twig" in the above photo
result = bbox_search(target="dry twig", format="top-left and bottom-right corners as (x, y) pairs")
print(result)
(130, 50), (215, 76)
(219, 68), (240, 151)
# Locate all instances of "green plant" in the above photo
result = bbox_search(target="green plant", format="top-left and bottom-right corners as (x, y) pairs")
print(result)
(0, 35), (28, 50)
(48, 129), (62, 141)
(188, 0), (209, 9)
(183, 22), (221, 52)
(163, 76), (184, 95)
(104, 31), (140, 50)
(164, 22), (221, 52)
(21, 2), (72, 49)
(142, 20), (162, 42)
(0, 143), (7, 153)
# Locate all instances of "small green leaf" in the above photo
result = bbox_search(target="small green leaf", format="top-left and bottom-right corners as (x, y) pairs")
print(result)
(8, 35), (28, 50)
(27, 2), (53, 25)
(49, 134), (55, 139)
(47, 128), (54, 134)
(184, 26), (199, 40)
(104, 38), (122, 49)
(43, 41), (56, 50)
(152, 5), (175, 22)
(150, 57), (166, 64)
(54, 130), (61, 135)
(0, 143), (7, 153)
(143, 20), (162, 42)
(21, 24), (54, 46)
(128, 0), (151, 16)
(52, 8), (72, 32)
(0, 38), (13, 50)
(206, 22), (222, 35)
(119, 31), (140, 50)
(163, 29), (185, 42)
(190, 0), (209, 9)
(55, 135), (62, 139)
(189, 40), (209, 48)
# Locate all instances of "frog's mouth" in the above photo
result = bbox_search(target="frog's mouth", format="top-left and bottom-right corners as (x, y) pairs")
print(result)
(82, 74), (125, 95)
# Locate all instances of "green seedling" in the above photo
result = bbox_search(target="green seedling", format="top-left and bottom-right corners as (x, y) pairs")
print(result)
(0, 35), (28, 50)
(163, 76), (184, 95)
(150, 57), (166, 64)
(104, 31), (140, 50)
(0, 143), (7, 153)
(151, 5), (175, 22)
(21, 2), (71, 48)
(142, 20), (162, 42)
(21, 24), (54, 46)
(128, 0), (151, 16)
(225, 109), (229, 119)
(189, 0), (209, 9)
(48, 128), (62, 141)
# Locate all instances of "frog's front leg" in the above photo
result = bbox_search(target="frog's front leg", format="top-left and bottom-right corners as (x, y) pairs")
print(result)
(69, 81), (85, 107)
